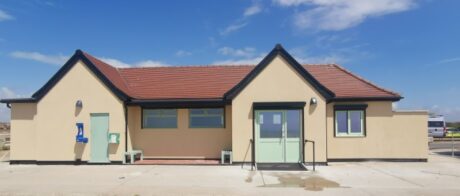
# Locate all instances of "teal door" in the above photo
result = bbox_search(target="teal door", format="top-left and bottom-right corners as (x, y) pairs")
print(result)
(90, 113), (110, 163)
(255, 110), (302, 163)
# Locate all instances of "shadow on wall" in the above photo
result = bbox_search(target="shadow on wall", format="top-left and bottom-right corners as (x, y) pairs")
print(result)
(243, 139), (252, 164)
(309, 102), (317, 115)
(75, 106), (82, 117)
(74, 142), (86, 160)
(109, 143), (119, 154)
(11, 104), (37, 120)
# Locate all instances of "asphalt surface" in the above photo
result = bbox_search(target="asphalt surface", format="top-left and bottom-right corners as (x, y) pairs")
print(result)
(429, 141), (460, 150)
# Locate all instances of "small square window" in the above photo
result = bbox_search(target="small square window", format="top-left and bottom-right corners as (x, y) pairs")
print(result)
(335, 110), (365, 137)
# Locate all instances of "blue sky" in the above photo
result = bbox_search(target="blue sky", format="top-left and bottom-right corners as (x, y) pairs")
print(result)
(0, 0), (459, 122)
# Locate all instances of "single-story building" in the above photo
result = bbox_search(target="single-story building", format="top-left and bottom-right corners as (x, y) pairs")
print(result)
(0, 44), (428, 165)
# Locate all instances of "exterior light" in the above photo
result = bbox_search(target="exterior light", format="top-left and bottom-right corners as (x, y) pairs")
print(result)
(76, 100), (83, 108)
(310, 97), (317, 105)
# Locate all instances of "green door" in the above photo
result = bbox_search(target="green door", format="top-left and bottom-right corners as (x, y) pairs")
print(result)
(255, 110), (302, 163)
(90, 113), (110, 163)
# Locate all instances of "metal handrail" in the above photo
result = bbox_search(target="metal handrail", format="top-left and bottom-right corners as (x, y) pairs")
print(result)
(250, 139), (255, 170)
(304, 139), (316, 171)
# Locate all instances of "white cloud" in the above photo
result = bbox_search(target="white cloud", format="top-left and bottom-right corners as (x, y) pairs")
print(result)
(428, 105), (460, 122)
(0, 10), (13, 22)
(218, 47), (257, 58)
(289, 47), (347, 64)
(10, 51), (68, 65)
(273, 0), (416, 31)
(294, 54), (345, 64)
(9, 50), (170, 68)
(437, 57), (460, 65)
(98, 57), (131, 68)
(213, 54), (265, 65)
(244, 4), (262, 16)
(0, 87), (23, 122)
(98, 58), (169, 68)
(219, 2), (263, 36)
(214, 45), (348, 65)
(220, 22), (248, 36)
(175, 50), (192, 57)
(135, 60), (169, 67)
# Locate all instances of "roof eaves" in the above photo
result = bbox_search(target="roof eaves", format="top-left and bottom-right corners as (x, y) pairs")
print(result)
(328, 96), (403, 103)
(0, 98), (37, 103)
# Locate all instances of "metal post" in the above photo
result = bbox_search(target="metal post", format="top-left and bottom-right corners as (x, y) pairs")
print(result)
(312, 140), (315, 171)
(305, 139), (316, 171)
(250, 139), (254, 171)
(452, 132), (455, 157)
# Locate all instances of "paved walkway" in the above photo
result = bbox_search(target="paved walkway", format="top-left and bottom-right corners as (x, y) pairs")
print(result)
(0, 152), (459, 195)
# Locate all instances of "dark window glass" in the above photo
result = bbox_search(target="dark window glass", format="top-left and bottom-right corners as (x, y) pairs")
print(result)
(350, 111), (362, 133)
(143, 109), (177, 128)
(189, 108), (224, 128)
(259, 112), (283, 138)
(336, 111), (348, 134)
(428, 121), (444, 127)
(286, 110), (301, 138)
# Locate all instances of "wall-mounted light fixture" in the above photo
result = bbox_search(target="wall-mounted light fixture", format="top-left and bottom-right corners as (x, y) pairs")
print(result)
(310, 97), (317, 105)
(76, 100), (83, 108)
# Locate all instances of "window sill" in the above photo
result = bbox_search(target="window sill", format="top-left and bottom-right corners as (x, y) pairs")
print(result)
(189, 127), (225, 129)
(141, 127), (178, 130)
(334, 135), (365, 138)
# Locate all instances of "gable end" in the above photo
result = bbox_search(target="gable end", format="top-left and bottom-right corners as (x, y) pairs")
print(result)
(31, 50), (130, 102)
(223, 44), (336, 101)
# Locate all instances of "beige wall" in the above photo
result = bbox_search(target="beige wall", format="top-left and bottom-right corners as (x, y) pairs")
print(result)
(326, 101), (428, 159)
(231, 55), (327, 163)
(9, 103), (37, 160)
(23, 60), (126, 161)
(127, 106), (232, 159)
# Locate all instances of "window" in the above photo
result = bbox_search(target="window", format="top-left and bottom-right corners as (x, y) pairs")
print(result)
(189, 108), (224, 128)
(428, 121), (444, 127)
(335, 110), (365, 137)
(142, 109), (177, 128)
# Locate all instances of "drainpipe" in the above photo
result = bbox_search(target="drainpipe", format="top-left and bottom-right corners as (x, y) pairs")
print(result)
(124, 102), (128, 153)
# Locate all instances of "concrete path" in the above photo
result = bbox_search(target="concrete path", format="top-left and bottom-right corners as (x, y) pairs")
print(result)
(0, 153), (459, 195)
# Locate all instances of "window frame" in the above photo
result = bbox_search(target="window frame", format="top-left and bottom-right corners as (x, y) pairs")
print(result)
(142, 108), (178, 129)
(188, 108), (225, 128)
(333, 105), (367, 137)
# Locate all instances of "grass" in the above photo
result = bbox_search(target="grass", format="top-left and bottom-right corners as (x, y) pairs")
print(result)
(446, 132), (460, 138)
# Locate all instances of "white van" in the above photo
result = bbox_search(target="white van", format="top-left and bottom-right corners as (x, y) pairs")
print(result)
(428, 116), (446, 137)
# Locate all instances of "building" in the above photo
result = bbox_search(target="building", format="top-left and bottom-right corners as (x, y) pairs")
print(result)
(0, 44), (428, 165)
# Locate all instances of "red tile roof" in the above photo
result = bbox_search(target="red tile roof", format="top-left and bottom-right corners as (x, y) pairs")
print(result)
(304, 64), (400, 99)
(82, 52), (132, 96)
(82, 52), (400, 100)
(118, 66), (254, 99)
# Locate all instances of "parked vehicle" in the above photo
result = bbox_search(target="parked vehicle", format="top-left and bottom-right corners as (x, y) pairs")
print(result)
(428, 116), (446, 137)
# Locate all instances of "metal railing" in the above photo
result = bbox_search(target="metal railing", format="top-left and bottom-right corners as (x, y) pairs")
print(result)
(304, 139), (316, 171)
(250, 139), (255, 170)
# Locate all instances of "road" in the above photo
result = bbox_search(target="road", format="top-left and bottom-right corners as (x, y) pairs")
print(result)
(430, 141), (460, 150)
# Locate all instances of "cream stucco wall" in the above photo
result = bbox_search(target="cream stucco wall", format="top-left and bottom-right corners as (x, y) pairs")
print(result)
(27, 60), (126, 161)
(231, 55), (327, 163)
(9, 103), (37, 160)
(127, 106), (232, 159)
(326, 101), (428, 159)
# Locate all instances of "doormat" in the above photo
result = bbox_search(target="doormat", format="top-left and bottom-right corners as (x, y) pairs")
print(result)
(257, 163), (307, 171)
